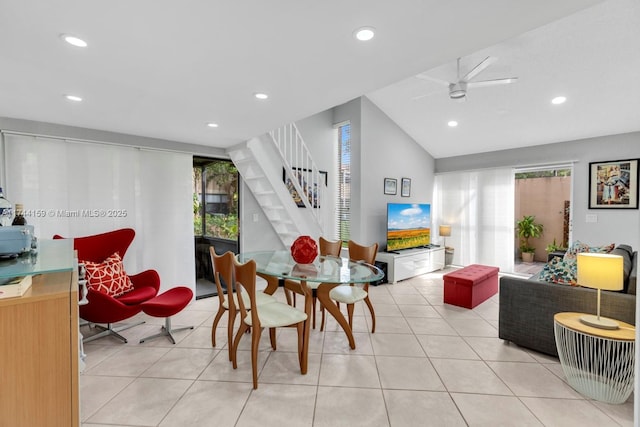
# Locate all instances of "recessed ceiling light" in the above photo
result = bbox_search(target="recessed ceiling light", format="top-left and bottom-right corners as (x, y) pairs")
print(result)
(447, 120), (458, 127)
(61, 34), (87, 48)
(64, 94), (83, 102)
(551, 96), (567, 105)
(354, 27), (375, 41)
(254, 92), (268, 100)
(207, 122), (219, 128)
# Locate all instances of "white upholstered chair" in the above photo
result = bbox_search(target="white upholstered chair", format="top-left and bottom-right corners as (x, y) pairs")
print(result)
(231, 257), (310, 389)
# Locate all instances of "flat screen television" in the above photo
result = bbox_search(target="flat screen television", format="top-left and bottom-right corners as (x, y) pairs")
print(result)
(386, 203), (431, 251)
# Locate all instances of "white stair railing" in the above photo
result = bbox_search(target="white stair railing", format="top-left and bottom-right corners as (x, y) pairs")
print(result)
(269, 123), (325, 230)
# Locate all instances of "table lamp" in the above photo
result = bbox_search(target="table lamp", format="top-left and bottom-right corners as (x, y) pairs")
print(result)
(439, 225), (451, 249)
(577, 252), (623, 330)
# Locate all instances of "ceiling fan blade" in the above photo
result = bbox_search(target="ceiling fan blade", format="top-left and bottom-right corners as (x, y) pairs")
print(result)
(466, 77), (518, 88)
(415, 73), (450, 86)
(461, 56), (496, 82)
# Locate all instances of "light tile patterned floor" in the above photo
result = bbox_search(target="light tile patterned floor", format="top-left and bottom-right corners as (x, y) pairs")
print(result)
(80, 268), (633, 426)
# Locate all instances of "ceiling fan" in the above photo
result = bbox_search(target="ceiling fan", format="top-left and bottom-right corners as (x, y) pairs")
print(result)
(414, 56), (517, 101)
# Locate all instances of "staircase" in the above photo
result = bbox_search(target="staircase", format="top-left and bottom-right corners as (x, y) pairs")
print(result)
(227, 124), (325, 247)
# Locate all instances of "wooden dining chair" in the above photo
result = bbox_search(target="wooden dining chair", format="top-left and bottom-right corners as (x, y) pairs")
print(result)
(286, 236), (342, 329)
(321, 240), (378, 333)
(209, 247), (277, 361)
(231, 257), (310, 389)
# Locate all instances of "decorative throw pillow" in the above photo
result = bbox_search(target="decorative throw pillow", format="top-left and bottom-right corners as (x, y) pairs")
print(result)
(539, 257), (578, 286)
(83, 252), (133, 297)
(589, 242), (615, 254)
(563, 240), (615, 262)
(563, 240), (590, 262)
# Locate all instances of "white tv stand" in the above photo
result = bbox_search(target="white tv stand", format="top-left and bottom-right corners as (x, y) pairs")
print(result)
(376, 247), (445, 283)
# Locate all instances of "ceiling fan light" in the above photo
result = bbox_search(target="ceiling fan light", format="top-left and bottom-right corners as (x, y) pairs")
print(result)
(450, 89), (466, 99)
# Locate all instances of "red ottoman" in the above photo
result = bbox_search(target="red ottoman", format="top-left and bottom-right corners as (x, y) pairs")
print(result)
(139, 286), (194, 344)
(443, 264), (499, 309)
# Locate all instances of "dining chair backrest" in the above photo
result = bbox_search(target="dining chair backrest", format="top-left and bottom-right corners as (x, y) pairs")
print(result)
(348, 240), (378, 265)
(233, 257), (258, 327)
(319, 237), (342, 258)
(210, 248), (235, 305)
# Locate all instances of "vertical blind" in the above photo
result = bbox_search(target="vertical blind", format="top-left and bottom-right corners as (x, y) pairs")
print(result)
(2, 132), (195, 293)
(434, 168), (515, 273)
(336, 122), (351, 243)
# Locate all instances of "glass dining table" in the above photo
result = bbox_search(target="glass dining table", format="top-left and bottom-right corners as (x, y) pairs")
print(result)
(237, 250), (384, 349)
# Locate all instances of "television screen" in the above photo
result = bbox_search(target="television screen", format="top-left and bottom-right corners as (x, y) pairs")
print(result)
(386, 203), (431, 251)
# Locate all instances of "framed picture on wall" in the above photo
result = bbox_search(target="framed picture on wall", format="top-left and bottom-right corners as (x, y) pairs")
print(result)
(588, 158), (639, 209)
(401, 178), (411, 197)
(384, 178), (397, 195)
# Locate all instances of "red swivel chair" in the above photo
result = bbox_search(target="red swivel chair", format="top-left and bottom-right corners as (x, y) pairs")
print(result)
(54, 228), (160, 343)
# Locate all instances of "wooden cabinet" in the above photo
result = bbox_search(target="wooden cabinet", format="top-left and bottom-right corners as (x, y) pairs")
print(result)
(0, 243), (78, 427)
(376, 247), (445, 283)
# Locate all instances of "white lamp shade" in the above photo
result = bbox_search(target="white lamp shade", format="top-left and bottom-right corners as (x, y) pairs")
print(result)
(577, 253), (623, 291)
(439, 225), (451, 237)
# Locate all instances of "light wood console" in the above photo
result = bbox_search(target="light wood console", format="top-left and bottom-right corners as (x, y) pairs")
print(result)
(376, 247), (445, 283)
(0, 241), (78, 427)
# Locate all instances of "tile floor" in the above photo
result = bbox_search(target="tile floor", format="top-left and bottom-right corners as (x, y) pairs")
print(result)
(80, 268), (634, 426)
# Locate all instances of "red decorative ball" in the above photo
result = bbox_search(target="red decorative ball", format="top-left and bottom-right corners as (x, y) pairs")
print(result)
(291, 236), (318, 264)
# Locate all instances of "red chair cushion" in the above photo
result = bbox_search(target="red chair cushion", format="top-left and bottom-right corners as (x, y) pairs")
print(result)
(116, 286), (158, 305)
(83, 252), (134, 297)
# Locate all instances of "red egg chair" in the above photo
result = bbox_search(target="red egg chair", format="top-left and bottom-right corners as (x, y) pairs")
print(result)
(54, 228), (160, 343)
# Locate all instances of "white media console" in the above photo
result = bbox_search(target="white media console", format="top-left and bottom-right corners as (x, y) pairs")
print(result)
(376, 246), (445, 283)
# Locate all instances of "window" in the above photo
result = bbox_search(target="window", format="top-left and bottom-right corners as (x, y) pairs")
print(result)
(336, 122), (351, 244)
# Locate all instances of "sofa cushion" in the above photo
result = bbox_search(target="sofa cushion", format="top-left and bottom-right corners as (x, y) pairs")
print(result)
(611, 245), (634, 293)
(539, 257), (577, 286)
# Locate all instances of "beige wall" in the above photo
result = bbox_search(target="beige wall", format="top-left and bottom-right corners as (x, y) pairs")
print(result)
(515, 176), (571, 262)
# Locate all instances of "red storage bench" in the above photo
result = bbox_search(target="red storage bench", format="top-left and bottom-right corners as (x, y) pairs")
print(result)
(443, 264), (499, 308)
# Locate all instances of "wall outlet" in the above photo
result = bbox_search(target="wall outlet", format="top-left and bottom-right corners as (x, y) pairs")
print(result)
(252, 213), (259, 222)
(585, 214), (598, 223)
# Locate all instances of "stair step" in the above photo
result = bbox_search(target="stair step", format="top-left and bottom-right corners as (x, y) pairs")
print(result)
(244, 174), (266, 181)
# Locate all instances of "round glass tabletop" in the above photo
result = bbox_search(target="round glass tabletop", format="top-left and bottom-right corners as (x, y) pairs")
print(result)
(237, 250), (383, 284)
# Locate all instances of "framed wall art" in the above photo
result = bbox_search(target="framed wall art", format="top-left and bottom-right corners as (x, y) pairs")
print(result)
(588, 158), (638, 209)
(401, 177), (411, 197)
(384, 178), (397, 195)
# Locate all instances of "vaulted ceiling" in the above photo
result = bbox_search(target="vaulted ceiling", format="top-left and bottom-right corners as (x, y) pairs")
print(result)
(1, 1), (636, 159)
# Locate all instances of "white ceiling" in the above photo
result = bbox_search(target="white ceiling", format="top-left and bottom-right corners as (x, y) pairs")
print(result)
(1, 1), (636, 159)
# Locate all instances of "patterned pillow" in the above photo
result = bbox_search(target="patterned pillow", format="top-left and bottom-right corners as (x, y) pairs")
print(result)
(83, 252), (133, 297)
(563, 240), (615, 261)
(563, 240), (590, 262)
(539, 257), (578, 286)
(589, 242), (615, 254)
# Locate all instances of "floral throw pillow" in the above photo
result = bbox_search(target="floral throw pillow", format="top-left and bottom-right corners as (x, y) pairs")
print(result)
(539, 257), (578, 286)
(563, 240), (615, 262)
(563, 240), (590, 262)
(83, 252), (133, 297)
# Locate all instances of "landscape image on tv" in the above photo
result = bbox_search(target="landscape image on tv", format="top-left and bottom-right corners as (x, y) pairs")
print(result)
(386, 203), (431, 251)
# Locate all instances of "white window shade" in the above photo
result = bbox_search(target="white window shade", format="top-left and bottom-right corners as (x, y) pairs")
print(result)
(2, 133), (195, 293)
(434, 168), (515, 273)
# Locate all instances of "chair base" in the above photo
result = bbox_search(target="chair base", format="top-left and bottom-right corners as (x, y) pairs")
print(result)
(82, 320), (145, 344)
(139, 317), (194, 344)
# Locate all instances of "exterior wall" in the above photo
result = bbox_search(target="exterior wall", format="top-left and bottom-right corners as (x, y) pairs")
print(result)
(515, 176), (571, 262)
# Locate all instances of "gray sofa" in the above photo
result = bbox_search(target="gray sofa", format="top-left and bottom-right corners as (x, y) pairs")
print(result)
(499, 244), (637, 357)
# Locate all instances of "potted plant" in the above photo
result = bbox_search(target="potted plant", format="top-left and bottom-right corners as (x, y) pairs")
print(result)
(516, 215), (544, 262)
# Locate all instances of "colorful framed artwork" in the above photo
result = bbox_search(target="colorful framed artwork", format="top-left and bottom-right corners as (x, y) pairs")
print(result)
(588, 158), (638, 209)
